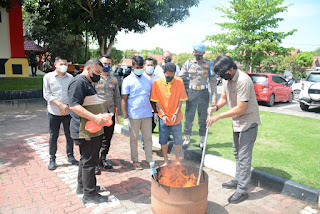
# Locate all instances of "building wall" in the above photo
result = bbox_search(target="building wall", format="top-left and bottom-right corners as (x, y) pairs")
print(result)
(0, 7), (11, 58)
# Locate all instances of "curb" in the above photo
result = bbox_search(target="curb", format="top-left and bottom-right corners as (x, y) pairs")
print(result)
(114, 124), (320, 206)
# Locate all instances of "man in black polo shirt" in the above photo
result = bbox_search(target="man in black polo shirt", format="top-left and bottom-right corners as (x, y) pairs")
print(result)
(68, 58), (109, 204)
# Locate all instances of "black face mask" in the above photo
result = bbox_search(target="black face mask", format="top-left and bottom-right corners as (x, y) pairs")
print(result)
(220, 72), (232, 81)
(166, 76), (174, 83)
(164, 58), (172, 63)
(90, 72), (101, 82)
(195, 54), (203, 60)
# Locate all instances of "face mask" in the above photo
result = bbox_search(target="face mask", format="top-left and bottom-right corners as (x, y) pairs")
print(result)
(145, 66), (154, 74)
(90, 71), (101, 82)
(220, 72), (232, 81)
(134, 69), (144, 76)
(59, 65), (68, 73)
(102, 65), (111, 73)
(166, 76), (174, 83)
(164, 58), (172, 63)
(195, 55), (203, 60)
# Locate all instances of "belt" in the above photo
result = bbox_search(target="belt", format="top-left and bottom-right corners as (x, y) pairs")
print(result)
(189, 85), (208, 90)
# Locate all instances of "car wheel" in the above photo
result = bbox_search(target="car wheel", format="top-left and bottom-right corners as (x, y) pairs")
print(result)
(300, 103), (309, 111)
(294, 90), (300, 100)
(287, 92), (293, 103)
(266, 94), (275, 107)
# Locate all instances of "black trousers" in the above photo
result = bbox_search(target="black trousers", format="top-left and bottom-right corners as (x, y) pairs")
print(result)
(48, 113), (74, 159)
(31, 64), (37, 76)
(100, 115), (116, 158)
(75, 135), (102, 197)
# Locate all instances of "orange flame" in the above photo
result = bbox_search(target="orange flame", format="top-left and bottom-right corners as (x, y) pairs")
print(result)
(157, 165), (197, 188)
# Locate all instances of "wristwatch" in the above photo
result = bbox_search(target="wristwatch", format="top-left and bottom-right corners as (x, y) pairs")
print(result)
(212, 104), (219, 111)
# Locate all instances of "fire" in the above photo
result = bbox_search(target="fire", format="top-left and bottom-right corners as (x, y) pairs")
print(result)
(157, 164), (197, 188)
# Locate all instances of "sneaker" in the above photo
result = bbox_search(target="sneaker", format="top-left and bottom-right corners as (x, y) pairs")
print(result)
(67, 156), (79, 165)
(76, 186), (102, 195)
(48, 159), (57, 170)
(228, 192), (249, 204)
(82, 194), (109, 204)
(100, 159), (113, 169)
(222, 180), (238, 189)
(95, 166), (101, 175)
(199, 136), (205, 149)
(183, 135), (190, 146)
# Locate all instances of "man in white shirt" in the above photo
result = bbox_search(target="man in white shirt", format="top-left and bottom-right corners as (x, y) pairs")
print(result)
(43, 56), (79, 170)
(154, 51), (180, 78)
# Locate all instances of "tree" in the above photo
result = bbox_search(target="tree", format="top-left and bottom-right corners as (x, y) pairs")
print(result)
(32, 0), (200, 56)
(109, 48), (123, 65)
(310, 48), (320, 56)
(205, 0), (296, 72)
(296, 52), (313, 68)
(0, 0), (23, 10)
(260, 56), (284, 73)
(282, 55), (299, 76)
(123, 49), (138, 59)
(173, 53), (194, 67)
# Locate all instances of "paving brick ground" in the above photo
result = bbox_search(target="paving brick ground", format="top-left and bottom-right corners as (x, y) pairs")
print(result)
(0, 132), (318, 214)
(0, 110), (319, 214)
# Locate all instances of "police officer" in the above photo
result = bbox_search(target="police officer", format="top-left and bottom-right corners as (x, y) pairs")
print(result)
(93, 55), (121, 174)
(179, 42), (217, 149)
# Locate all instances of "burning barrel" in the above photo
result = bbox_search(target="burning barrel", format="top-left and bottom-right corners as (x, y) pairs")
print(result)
(151, 164), (208, 214)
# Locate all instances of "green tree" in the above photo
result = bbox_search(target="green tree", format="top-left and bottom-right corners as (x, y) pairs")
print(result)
(205, 0), (296, 72)
(282, 55), (299, 77)
(32, 0), (199, 56)
(123, 49), (138, 59)
(109, 48), (123, 65)
(260, 56), (284, 73)
(0, 0), (23, 10)
(296, 52), (313, 68)
(174, 53), (194, 67)
(310, 47), (320, 56)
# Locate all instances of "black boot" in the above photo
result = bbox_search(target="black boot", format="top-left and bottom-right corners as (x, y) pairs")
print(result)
(101, 159), (113, 169)
(48, 158), (57, 170)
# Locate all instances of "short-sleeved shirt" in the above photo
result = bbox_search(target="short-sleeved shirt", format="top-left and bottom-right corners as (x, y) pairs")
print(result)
(222, 69), (261, 132)
(150, 77), (188, 126)
(43, 70), (74, 115)
(121, 73), (153, 119)
(93, 74), (121, 114)
(68, 75), (104, 140)
(179, 58), (217, 101)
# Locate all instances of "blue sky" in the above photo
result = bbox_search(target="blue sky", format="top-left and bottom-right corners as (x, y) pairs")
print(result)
(113, 0), (320, 54)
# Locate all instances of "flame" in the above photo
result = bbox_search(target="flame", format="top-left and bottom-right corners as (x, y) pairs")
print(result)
(157, 165), (197, 188)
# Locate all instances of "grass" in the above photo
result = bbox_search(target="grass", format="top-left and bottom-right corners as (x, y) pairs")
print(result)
(0, 77), (43, 91)
(147, 104), (320, 189)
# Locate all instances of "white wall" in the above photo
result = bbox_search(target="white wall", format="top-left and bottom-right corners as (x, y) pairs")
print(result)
(0, 7), (11, 58)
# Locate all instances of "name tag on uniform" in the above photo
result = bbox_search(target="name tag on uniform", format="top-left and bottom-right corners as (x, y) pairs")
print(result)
(97, 84), (103, 88)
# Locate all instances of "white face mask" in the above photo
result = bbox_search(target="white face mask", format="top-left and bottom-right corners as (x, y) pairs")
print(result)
(145, 66), (154, 74)
(59, 65), (68, 73)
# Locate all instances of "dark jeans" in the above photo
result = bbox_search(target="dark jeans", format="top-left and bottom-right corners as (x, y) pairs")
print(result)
(48, 113), (74, 159)
(75, 135), (102, 197)
(184, 88), (209, 136)
(100, 115), (116, 159)
(31, 64), (37, 76)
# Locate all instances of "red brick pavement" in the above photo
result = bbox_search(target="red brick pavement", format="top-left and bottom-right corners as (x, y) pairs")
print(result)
(0, 133), (319, 214)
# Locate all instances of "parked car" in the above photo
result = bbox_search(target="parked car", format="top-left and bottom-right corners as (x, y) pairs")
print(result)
(298, 70), (320, 111)
(248, 73), (293, 107)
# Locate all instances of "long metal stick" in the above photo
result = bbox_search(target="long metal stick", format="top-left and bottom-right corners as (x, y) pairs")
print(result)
(197, 127), (209, 185)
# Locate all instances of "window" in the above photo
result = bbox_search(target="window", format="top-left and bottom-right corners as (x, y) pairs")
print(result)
(250, 75), (267, 84)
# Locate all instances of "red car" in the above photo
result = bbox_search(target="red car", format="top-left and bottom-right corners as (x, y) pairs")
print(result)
(248, 73), (294, 106)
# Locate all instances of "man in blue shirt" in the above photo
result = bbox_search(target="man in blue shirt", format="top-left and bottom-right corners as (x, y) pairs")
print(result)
(121, 56), (154, 170)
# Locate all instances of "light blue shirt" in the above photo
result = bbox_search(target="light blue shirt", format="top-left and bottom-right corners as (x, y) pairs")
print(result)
(122, 72), (153, 119)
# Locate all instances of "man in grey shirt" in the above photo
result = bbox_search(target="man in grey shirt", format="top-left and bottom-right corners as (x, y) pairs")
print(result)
(207, 55), (261, 204)
(43, 56), (79, 170)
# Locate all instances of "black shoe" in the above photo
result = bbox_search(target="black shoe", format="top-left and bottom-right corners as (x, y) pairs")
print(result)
(222, 180), (238, 189)
(101, 159), (113, 169)
(67, 156), (79, 165)
(82, 194), (109, 204)
(228, 192), (249, 204)
(76, 186), (102, 195)
(48, 159), (57, 170)
(95, 166), (101, 175)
